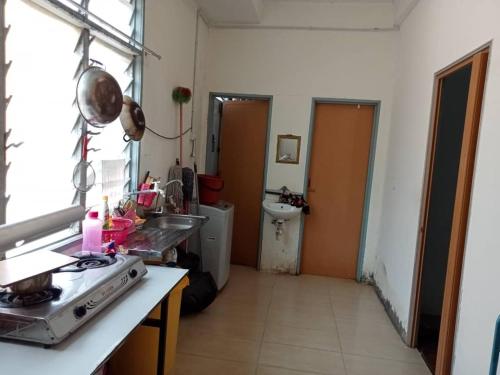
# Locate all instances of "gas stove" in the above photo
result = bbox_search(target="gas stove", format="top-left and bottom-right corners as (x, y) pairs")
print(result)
(0, 253), (147, 346)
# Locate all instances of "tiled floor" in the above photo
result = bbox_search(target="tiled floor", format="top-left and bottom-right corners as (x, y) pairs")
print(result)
(173, 266), (431, 375)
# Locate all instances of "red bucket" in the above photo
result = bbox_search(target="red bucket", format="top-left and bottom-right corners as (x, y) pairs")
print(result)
(198, 174), (224, 205)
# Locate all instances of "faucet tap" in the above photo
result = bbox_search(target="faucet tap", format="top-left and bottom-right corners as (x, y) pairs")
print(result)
(124, 179), (183, 199)
(164, 179), (183, 188)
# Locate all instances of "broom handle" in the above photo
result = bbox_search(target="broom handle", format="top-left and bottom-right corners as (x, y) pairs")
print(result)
(179, 102), (183, 166)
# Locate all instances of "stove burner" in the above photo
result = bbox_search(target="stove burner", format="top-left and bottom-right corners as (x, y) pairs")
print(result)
(76, 254), (117, 269)
(0, 287), (62, 308)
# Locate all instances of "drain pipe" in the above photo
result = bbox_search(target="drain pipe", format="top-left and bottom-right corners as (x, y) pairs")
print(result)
(272, 219), (286, 241)
(189, 8), (201, 160)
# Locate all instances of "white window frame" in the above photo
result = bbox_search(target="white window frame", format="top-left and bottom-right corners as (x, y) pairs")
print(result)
(0, 0), (152, 257)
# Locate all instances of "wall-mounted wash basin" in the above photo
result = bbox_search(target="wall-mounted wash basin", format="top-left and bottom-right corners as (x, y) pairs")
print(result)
(262, 200), (302, 220)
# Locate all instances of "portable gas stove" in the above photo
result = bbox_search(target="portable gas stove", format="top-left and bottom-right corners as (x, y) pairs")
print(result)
(0, 252), (147, 345)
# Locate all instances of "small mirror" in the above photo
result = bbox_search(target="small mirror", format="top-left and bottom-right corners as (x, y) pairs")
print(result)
(276, 134), (301, 164)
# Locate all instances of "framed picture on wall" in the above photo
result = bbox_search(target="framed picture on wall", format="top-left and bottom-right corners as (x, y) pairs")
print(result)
(276, 134), (301, 164)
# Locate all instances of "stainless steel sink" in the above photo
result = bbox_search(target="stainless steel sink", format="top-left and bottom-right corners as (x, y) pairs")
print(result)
(145, 215), (199, 231)
(123, 214), (208, 263)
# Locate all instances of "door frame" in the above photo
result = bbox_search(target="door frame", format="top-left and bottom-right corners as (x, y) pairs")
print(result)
(408, 45), (489, 374)
(205, 92), (274, 270)
(297, 98), (381, 280)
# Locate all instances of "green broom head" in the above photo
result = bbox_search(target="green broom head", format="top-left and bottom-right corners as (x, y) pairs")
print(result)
(172, 86), (192, 104)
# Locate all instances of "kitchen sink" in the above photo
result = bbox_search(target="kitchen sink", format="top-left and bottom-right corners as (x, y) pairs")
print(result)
(123, 214), (209, 263)
(145, 214), (200, 231)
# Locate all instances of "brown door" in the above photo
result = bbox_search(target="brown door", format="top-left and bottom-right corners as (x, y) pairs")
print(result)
(218, 100), (269, 267)
(301, 103), (374, 279)
(410, 49), (489, 375)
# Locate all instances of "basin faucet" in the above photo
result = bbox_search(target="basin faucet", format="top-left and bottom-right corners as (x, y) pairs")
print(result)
(164, 179), (183, 188)
(124, 179), (183, 199)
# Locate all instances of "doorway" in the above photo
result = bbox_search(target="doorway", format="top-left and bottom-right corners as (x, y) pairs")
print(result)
(410, 48), (489, 374)
(301, 100), (379, 279)
(205, 94), (271, 268)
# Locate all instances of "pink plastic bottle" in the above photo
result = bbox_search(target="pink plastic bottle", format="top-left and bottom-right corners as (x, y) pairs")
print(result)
(82, 211), (103, 254)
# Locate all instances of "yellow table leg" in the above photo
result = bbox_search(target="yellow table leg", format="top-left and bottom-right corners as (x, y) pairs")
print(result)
(108, 275), (189, 375)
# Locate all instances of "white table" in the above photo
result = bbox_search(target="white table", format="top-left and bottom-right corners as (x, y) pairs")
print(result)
(0, 266), (188, 375)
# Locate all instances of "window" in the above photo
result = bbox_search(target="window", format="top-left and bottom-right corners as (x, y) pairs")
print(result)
(0, 0), (144, 255)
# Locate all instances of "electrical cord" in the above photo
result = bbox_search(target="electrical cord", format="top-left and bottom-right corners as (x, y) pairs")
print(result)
(145, 125), (192, 140)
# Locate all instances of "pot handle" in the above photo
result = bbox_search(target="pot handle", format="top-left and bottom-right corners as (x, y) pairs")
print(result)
(89, 58), (106, 70)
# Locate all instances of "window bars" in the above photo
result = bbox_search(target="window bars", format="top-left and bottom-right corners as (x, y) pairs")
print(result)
(0, 0), (149, 252)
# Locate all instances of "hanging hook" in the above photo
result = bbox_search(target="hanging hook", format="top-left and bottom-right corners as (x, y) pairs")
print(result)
(3, 195), (10, 205)
(6, 141), (24, 150)
(4, 129), (23, 149)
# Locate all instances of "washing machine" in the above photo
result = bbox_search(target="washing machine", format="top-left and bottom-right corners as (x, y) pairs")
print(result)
(199, 201), (234, 290)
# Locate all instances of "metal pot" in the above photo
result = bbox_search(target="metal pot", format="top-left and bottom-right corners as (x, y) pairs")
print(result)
(76, 65), (123, 126)
(120, 95), (146, 142)
(9, 272), (53, 295)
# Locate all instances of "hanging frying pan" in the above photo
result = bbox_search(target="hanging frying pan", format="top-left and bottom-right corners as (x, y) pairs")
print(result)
(120, 95), (146, 142)
(76, 62), (123, 127)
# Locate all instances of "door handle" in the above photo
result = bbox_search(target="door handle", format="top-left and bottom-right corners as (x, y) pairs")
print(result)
(307, 177), (315, 192)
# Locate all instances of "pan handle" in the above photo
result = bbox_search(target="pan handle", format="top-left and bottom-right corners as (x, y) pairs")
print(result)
(89, 58), (105, 70)
(54, 266), (86, 273)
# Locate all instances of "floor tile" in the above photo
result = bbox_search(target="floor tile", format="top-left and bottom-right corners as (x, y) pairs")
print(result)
(329, 279), (374, 299)
(272, 292), (332, 312)
(330, 294), (392, 325)
(259, 342), (346, 374)
(343, 354), (431, 375)
(335, 318), (404, 344)
(204, 295), (269, 323)
(336, 319), (424, 364)
(173, 266), (428, 375)
(230, 265), (277, 288)
(267, 306), (336, 330)
(218, 282), (274, 306)
(269, 298), (333, 315)
(180, 313), (265, 341)
(274, 274), (332, 296)
(173, 353), (256, 375)
(257, 365), (322, 375)
(177, 331), (260, 363)
(264, 323), (341, 352)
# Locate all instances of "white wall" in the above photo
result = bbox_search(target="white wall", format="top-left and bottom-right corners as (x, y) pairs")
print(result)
(259, 1), (394, 29)
(200, 28), (396, 274)
(140, 0), (208, 183)
(374, 0), (500, 372)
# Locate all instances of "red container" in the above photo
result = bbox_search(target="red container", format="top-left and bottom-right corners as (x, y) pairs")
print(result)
(137, 183), (157, 207)
(102, 218), (134, 245)
(198, 174), (224, 205)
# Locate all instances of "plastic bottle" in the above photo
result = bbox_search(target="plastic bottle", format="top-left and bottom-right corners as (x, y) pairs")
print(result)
(82, 211), (103, 254)
(101, 195), (112, 229)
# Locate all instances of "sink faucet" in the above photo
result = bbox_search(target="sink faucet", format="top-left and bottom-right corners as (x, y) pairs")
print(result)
(124, 179), (183, 199)
(164, 179), (183, 189)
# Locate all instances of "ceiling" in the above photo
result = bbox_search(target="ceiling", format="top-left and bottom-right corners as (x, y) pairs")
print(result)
(195, 0), (263, 24)
(195, 0), (417, 27)
(266, 0), (392, 2)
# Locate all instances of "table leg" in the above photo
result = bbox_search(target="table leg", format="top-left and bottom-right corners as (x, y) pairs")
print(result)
(157, 298), (169, 375)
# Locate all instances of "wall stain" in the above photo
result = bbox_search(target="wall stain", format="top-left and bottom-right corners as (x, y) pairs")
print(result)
(373, 280), (408, 343)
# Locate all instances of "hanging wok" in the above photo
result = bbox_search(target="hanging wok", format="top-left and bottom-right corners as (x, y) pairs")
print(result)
(120, 95), (145, 142)
(76, 64), (123, 126)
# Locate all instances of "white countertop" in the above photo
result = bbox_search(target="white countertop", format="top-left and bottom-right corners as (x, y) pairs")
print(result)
(0, 266), (188, 375)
